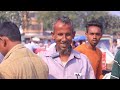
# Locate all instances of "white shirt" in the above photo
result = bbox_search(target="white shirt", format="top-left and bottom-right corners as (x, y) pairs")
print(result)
(0, 53), (4, 63)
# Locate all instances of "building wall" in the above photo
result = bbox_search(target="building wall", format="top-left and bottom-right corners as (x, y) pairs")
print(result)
(23, 11), (43, 36)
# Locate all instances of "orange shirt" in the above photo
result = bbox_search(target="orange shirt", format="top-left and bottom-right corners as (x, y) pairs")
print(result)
(74, 44), (103, 79)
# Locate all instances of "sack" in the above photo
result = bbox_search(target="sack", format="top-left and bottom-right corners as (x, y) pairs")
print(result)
(102, 72), (111, 79)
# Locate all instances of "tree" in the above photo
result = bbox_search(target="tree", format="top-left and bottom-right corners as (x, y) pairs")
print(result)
(36, 11), (77, 31)
(21, 11), (31, 30)
(36, 11), (109, 31)
(0, 11), (22, 28)
(36, 11), (120, 34)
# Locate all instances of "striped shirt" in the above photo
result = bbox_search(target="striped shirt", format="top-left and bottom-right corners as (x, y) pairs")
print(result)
(110, 50), (120, 79)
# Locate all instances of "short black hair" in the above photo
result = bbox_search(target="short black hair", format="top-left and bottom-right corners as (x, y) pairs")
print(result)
(53, 16), (74, 31)
(0, 21), (21, 41)
(85, 19), (103, 33)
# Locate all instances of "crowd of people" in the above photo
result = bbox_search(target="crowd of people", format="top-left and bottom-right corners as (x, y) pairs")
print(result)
(0, 16), (120, 79)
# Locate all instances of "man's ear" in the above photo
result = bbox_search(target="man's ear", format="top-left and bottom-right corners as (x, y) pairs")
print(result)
(101, 33), (103, 38)
(4, 40), (6, 47)
(51, 32), (55, 40)
(85, 32), (87, 37)
(2, 37), (9, 47)
(72, 31), (76, 38)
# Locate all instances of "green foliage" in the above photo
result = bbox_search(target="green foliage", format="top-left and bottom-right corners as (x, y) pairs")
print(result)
(36, 11), (110, 32)
(37, 11), (78, 30)
(0, 11), (22, 27)
(1, 11), (120, 34)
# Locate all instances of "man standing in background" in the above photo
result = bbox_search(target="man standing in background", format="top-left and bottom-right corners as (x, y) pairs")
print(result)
(75, 20), (103, 79)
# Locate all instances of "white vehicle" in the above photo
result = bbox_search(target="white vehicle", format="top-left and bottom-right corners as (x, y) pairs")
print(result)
(97, 35), (114, 71)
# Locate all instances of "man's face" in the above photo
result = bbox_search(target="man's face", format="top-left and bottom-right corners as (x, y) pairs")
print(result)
(52, 21), (75, 53)
(86, 26), (102, 47)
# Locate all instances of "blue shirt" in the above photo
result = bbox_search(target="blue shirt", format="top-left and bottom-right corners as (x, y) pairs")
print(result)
(40, 46), (95, 79)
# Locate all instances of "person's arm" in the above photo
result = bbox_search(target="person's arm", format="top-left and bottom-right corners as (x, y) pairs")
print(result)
(87, 65), (96, 79)
(110, 51), (120, 79)
(85, 57), (96, 79)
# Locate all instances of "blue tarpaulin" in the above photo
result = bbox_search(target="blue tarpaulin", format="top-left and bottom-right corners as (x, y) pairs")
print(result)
(73, 35), (86, 41)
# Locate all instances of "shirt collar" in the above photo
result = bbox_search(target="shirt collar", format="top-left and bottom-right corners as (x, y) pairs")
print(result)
(45, 45), (81, 60)
(3, 44), (25, 61)
(45, 45), (59, 59)
(68, 49), (81, 60)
